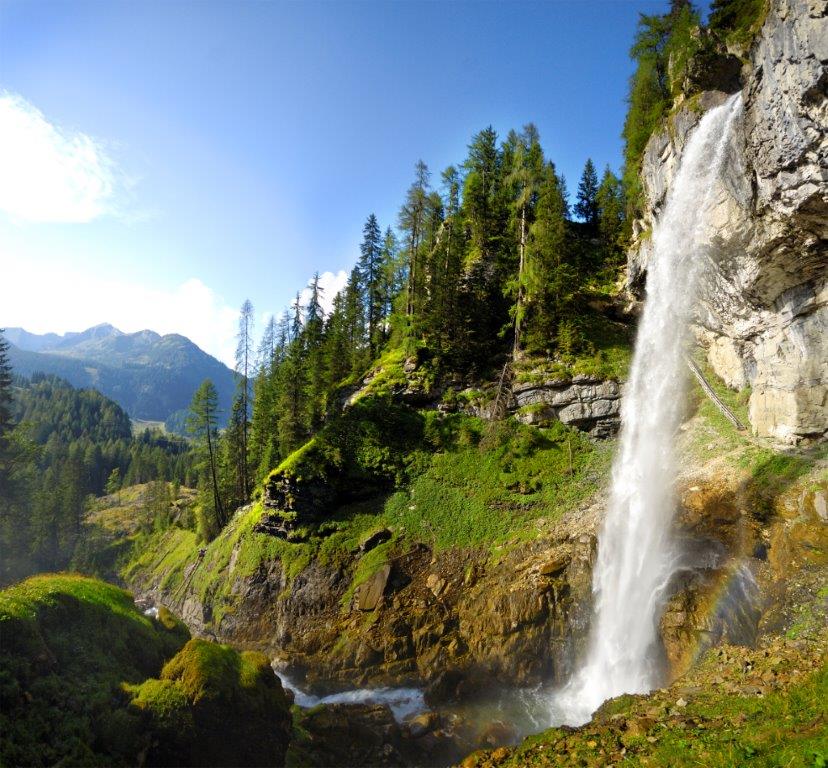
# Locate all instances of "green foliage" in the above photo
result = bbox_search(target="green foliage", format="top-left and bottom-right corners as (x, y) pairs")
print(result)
(709, 0), (768, 47)
(265, 396), (426, 516)
(574, 158), (599, 225)
(384, 417), (610, 551)
(622, 3), (701, 219)
(493, 660), (827, 767)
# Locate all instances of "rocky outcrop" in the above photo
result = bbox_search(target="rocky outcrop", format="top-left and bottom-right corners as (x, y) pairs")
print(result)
(629, 0), (827, 444)
(131, 501), (603, 698)
(511, 376), (623, 437)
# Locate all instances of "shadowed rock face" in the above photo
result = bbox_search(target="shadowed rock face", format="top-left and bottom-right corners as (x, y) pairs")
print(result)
(629, 0), (827, 444)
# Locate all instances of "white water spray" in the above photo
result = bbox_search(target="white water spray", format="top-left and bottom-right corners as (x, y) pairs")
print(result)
(557, 94), (743, 725)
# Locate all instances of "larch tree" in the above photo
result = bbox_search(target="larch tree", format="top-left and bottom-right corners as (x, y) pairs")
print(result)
(235, 300), (254, 498)
(186, 379), (224, 532)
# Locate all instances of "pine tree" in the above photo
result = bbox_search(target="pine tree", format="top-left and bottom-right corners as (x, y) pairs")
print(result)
(186, 379), (224, 530)
(290, 293), (303, 342)
(596, 166), (625, 264)
(399, 161), (430, 328)
(106, 467), (122, 505)
(359, 214), (384, 355)
(342, 266), (367, 374)
(275, 343), (306, 457)
(461, 126), (511, 369)
(303, 273), (326, 430)
(505, 125), (545, 357)
(225, 390), (248, 508)
(522, 164), (576, 354)
(574, 158), (599, 226)
(0, 330), (14, 459)
(379, 227), (402, 342)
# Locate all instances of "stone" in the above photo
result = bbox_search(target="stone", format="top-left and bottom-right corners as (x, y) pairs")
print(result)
(405, 711), (440, 738)
(479, 721), (517, 747)
(357, 564), (392, 611)
(427, 573), (447, 597)
(424, 669), (466, 706)
(539, 553), (570, 576)
(510, 379), (622, 437)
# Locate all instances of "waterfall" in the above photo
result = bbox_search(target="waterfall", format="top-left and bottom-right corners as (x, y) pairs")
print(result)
(556, 94), (743, 726)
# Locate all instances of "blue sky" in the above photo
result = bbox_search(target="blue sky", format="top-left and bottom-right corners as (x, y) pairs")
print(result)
(0, 0), (685, 366)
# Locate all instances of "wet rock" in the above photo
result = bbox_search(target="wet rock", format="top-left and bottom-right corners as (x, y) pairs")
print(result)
(404, 711), (440, 738)
(424, 669), (466, 706)
(295, 703), (406, 767)
(479, 721), (517, 748)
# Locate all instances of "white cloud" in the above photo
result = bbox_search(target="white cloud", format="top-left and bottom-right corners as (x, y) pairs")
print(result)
(298, 270), (349, 318)
(3, 258), (239, 367)
(0, 92), (120, 223)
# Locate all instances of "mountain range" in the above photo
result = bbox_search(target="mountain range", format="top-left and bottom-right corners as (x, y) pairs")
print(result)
(5, 324), (236, 429)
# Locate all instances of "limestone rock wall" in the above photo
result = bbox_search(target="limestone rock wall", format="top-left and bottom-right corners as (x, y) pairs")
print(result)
(511, 377), (622, 438)
(628, 0), (827, 443)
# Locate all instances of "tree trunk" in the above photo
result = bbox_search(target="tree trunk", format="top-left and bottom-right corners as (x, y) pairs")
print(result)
(513, 204), (527, 358)
(205, 420), (224, 526)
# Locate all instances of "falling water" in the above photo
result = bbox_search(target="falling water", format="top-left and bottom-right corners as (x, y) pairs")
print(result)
(556, 94), (743, 726)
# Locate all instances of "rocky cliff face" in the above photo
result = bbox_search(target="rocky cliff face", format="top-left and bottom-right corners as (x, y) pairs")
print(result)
(629, 0), (827, 444)
(131, 501), (601, 697)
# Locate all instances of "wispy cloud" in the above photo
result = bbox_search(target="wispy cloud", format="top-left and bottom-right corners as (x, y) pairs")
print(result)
(4, 257), (240, 366)
(0, 92), (120, 223)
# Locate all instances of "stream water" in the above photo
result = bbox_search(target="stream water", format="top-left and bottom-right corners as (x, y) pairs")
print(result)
(554, 93), (744, 726)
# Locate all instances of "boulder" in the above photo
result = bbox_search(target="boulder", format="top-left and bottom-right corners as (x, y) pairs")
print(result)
(357, 564), (392, 611)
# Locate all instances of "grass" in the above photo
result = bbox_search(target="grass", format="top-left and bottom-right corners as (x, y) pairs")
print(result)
(469, 645), (827, 767)
(384, 420), (611, 551)
(513, 312), (634, 384)
(122, 412), (613, 626)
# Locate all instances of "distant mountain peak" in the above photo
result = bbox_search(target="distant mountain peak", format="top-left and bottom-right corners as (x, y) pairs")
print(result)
(4, 323), (235, 427)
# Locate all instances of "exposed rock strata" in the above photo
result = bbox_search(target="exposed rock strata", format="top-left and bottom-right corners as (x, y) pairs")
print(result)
(511, 377), (623, 438)
(130, 501), (603, 697)
(629, 0), (828, 443)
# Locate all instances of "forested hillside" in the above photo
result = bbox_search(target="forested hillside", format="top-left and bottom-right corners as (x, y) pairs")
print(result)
(0, 353), (195, 583)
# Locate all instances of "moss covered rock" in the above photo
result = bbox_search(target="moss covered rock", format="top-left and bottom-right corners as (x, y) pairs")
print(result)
(0, 574), (292, 767)
(129, 639), (292, 767)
